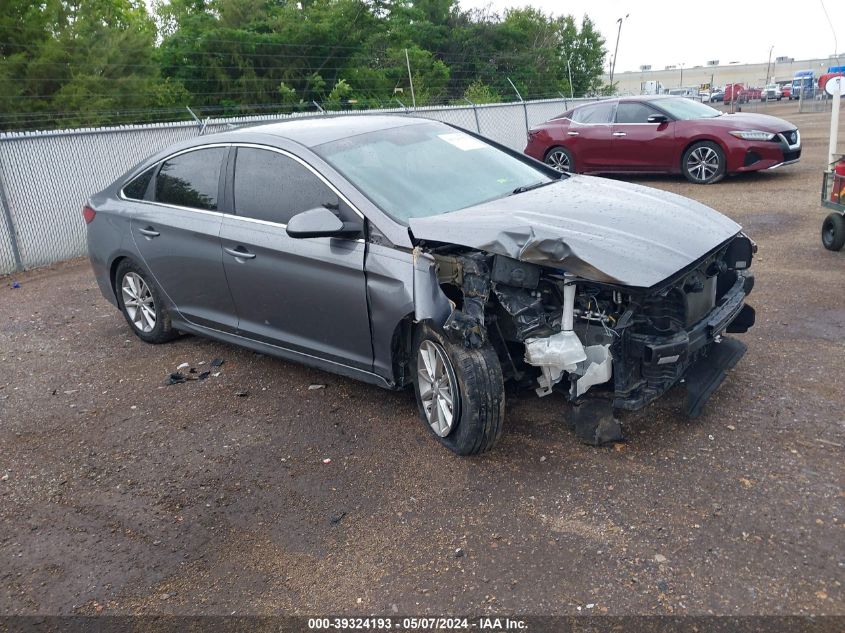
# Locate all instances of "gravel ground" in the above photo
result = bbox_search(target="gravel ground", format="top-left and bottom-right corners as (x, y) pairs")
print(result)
(0, 102), (843, 617)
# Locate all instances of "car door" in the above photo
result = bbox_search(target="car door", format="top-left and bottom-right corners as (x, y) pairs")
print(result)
(611, 102), (676, 172)
(219, 145), (372, 370)
(129, 145), (238, 331)
(567, 101), (616, 172)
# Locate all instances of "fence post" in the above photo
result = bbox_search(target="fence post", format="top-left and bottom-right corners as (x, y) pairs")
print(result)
(464, 98), (481, 133)
(0, 167), (23, 272)
(507, 77), (530, 138)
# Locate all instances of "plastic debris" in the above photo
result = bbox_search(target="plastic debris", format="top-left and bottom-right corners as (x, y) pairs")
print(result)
(167, 372), (187, 385)
(11, 281), (21, 289)
(210, 358), (224, 367)
(235, 391), (248, 397)
(322, 458), (332, 464)
(177, 362), (190, 370)
(308, 384), (326, 390)
(330, 511), (347, 525)
(198, 371), (210, 380)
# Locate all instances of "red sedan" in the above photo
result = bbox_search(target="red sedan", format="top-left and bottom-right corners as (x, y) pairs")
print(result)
(524, 96), (801, 184)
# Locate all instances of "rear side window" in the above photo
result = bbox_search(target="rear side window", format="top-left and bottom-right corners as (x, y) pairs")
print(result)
(233, 147), (339, 225)
(615, 103), (659, 124)
(571, 102), (615, 124)
(123, 167), (155, 200)
(155, 147), (225, 211)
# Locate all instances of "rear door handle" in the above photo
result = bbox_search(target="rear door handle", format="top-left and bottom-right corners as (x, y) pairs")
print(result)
(138, 227), (160, 238)
(567, 131), (580, 136)
(224, 246), (256, 260)
(612, 132), (627, 137)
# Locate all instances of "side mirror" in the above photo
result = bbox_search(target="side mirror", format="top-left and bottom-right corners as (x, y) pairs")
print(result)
(286, 207), (362, 239)
(647, 114), (669, 124)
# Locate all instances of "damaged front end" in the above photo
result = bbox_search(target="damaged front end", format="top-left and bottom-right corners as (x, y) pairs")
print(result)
(423, 233), (756, 442)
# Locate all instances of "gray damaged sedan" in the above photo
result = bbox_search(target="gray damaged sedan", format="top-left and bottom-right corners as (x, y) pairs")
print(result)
(86, 115), (756, 454)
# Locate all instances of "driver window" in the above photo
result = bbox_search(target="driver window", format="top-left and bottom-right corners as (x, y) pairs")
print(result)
(233, 147), (341, 225)
(616, 103), (660, 124)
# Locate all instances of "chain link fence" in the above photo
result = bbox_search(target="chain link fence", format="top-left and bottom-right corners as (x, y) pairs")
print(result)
(0, 97), (597, 275)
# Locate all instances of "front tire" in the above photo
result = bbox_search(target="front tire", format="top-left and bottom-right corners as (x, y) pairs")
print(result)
(822, 213), (845, 251)
(413, 323), (505, 455)
(682, 141), (726, 184)
(115, 259), (178, 344)
(544, 146), (574, 173)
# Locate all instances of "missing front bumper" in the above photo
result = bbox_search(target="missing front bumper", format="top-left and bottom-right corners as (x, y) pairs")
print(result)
(684, 336), (747, 418)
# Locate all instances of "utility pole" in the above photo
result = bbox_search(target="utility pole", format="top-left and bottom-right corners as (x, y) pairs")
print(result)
(566, 50), (575, 98)
(765, 45), (774, 84)
(679, 63), (684, 87)
(608, 14), (629, 88)
(405, 48), (416, 110)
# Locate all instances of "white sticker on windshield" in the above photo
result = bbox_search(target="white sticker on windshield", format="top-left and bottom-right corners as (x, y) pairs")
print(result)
(438, 132), (486, 151)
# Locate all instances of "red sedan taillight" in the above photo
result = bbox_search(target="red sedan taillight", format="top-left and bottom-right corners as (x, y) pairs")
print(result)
(82, 204), (96, 224)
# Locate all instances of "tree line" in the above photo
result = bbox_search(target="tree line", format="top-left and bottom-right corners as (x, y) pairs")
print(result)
(0, 0), (609, 131)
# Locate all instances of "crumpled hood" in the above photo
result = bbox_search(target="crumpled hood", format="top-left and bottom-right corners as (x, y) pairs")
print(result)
(408, 175), (742, 288)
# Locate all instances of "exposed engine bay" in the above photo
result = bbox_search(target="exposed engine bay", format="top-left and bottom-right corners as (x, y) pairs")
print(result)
(420, 232), (756, 421)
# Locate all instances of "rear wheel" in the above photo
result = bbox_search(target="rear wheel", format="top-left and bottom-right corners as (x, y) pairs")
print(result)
(822, 212), (845, 251)
(544, 146), (574, 173)
(116, 260), (178, 344)
(682, 141), (726, 184)
(413, 323), (505, 455)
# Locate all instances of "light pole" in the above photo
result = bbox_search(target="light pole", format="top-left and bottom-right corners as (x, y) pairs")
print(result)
(679, 62), (685, 87)
(566, 50), (575, 98)
(608, 13), (629, 88)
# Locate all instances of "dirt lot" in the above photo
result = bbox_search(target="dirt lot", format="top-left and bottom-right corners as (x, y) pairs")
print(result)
(1, 102), (843, 617)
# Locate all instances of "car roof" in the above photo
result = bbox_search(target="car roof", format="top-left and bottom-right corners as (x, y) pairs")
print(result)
(570, 95), (688, 109)
(227, 114), (429, 148)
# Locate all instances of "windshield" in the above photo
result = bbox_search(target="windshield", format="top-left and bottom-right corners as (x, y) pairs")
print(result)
(313, 122), (553, 224)
(655, 97), (722, 120)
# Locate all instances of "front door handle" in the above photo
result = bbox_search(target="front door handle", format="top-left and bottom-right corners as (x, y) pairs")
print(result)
(612, 132), (627, 137)
(224, 246), (256, 260)
(138, 227), (160, 238)
(567, 131), (580, 136)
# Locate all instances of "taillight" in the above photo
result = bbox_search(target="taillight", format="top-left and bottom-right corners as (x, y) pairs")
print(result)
(82, 204), (96, 224)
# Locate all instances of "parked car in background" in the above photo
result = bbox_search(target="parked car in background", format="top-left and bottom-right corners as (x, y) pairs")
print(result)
(86, 115), (757, 454)
(667, 87), (700, 99)
(763, 84), (783, 100)
(710, 89), (725, 103)
(700, 91), (711, 102)
(524, 96), (801, 184)
(780, 84), (792, 99)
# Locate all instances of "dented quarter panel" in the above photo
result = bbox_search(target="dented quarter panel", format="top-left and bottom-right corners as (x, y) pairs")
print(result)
(408, 175), (742, 288)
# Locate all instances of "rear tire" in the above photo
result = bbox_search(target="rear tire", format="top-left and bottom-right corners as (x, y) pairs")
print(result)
(682, 141), (726, 184)
(115, 259), (178, 344)
(544, 146), (574, 173)
(822, 213), (845, 251)
(413, 323), (505, 455)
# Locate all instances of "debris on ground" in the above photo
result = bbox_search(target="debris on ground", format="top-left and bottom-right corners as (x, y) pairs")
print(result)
(322, 458), (332, 464)
(454, 547), (465, 558)
(11, 281), (21, 289)
(308, 384), (326, 390)
(166, 360), (222, 385)
(235, 391), (249, 398)
(167, 372), (187, 385)
(330, 512), (347, 525)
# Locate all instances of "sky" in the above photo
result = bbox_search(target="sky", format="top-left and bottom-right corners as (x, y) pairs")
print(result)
(458, 0), (845, 73)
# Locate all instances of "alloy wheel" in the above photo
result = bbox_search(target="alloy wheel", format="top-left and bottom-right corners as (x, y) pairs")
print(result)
(686, 146), (720, 182)
(121, 272), (156, 333)
(417, 340), (459, 437)
(546, 149), (571, 172)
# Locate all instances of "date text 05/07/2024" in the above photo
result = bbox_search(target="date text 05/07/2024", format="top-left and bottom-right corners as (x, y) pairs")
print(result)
(307, 617), (528, 630)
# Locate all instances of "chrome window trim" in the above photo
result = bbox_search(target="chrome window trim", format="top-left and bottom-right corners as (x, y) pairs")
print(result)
(118, 143), (232, 207)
